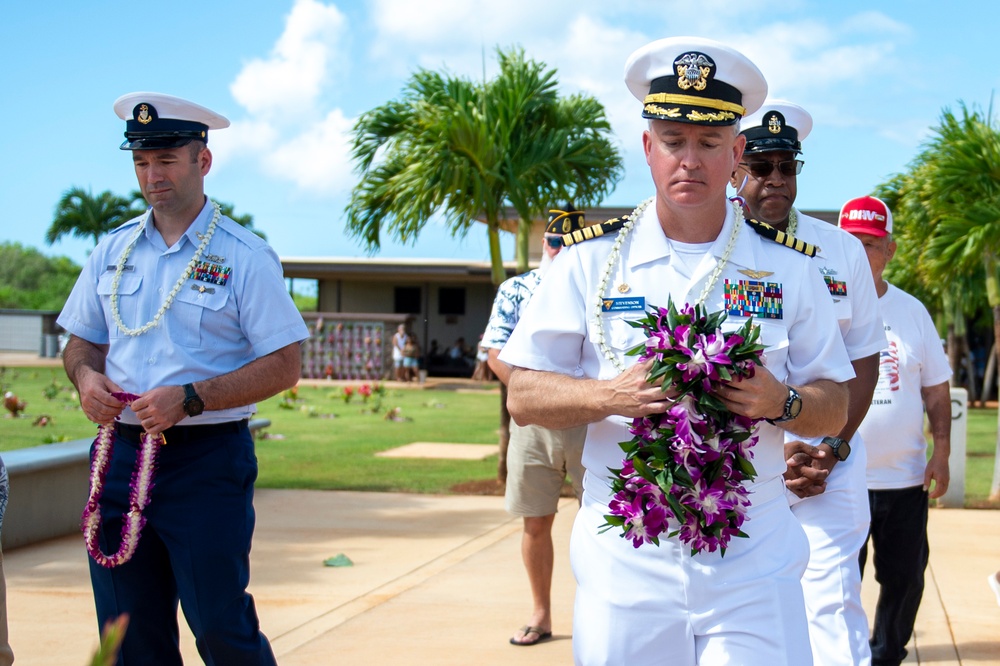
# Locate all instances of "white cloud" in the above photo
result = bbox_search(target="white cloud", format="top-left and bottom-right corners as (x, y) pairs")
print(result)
(209, 119), (279, 168)
(222, 0), (353, 195)
(262, 108), (355, 194)
(219, 0), (918, 199)
(230, 0), (346, 121)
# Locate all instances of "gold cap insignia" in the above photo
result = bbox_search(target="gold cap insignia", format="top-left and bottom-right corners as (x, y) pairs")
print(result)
(767, 113), (782, 134)
(738, 269), (775, 279)
(674, 52), (714, 91)
(137, 104), (152, 125)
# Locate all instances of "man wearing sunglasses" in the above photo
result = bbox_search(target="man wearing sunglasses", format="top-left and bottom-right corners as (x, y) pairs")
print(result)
(734, 101), (885, 666)
(481, 207), (588, 647)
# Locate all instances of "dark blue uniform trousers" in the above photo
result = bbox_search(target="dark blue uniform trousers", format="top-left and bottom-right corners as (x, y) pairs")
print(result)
(89, 423), (276, 665)
(858, 486), (930, 666)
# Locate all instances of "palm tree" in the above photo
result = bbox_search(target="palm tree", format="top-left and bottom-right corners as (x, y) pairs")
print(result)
(487, 49), (624, 272)
(46, 188), (137, 247)
(346, 47), (623, 481)
(345, 46), (623, 284)
(876, 168), (987, 394)
(907, 103), (1000, 499)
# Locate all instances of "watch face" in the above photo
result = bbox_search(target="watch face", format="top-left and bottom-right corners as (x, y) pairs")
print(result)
(786, 390), (802, 419)
(184, 397), (205, 417)
(835, 440), (851, 461)
(823, 436), (851, 461)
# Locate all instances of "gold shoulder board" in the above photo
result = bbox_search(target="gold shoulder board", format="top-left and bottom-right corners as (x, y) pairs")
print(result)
(743, 218), (819, 258)
(561, 215), (629, 247)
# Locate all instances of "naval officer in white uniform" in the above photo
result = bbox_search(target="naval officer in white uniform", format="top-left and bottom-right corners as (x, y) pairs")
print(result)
(734, 100), (885, 666)
(500, 37), (855, 666)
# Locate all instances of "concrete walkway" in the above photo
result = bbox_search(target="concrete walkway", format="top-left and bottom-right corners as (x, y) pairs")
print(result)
(5, 490), (1000, 665)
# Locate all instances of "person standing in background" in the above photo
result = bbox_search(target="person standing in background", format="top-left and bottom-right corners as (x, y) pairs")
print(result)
(482, 207), (588, 647)
(733, 101), (884, 665)
(839, 195), (952, 666)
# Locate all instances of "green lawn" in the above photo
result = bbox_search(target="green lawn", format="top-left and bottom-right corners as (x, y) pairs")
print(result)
(0, 367), (503, 494)
(962, 406), (999, 508)
(253, 384), (501, 492)
(2, 366), (998, 504)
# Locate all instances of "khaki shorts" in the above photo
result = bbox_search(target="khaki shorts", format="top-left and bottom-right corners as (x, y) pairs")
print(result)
(504, 420), (587, 518)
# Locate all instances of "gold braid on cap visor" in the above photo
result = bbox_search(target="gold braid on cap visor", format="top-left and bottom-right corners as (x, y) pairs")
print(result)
(643, 93), (746, 117)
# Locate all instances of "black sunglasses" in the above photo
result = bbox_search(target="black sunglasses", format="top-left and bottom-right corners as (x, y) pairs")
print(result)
(740, 159), (804, 178)
(545, 236), (563, 248)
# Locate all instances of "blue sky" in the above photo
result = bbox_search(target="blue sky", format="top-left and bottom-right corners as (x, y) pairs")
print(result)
(3, 0), (1000, 267)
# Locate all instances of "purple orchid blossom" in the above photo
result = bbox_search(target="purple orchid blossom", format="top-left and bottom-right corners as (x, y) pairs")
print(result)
(603, 299), (765, 556)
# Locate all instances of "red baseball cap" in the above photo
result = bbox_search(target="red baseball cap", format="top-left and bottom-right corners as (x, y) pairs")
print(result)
(838, 195), (893, 237)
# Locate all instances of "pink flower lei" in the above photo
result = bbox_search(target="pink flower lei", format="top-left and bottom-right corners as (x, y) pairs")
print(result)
(81, 391), (163, 568)
(601, 300), (766, 556)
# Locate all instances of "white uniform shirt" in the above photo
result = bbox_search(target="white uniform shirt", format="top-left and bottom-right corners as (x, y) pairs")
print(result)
(783, 211), (887, 458)
(794, 211), (886, 361)
(500, 202), (854, 501)
(58, 199), (309, 425)
(859, 283), (952, 489)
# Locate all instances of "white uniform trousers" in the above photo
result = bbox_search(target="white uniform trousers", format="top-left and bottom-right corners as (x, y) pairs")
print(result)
(790, 438), (872, 666)
(571, 477), (812, 666)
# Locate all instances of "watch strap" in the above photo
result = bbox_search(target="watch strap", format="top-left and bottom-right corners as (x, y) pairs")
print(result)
(769, 386), (801, 424)
(182, 383), (204, 416)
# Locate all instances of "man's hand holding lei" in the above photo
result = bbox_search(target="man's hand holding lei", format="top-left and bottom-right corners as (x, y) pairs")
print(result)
(82, 391), (163, 568)
(601, 299), (766, 556)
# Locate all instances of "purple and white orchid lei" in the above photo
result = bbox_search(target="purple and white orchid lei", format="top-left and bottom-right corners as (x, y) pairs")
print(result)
(82, 391), (162, 568)
(602, 300), (766, 556)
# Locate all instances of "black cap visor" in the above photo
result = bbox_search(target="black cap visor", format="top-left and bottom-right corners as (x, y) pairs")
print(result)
(743, 136), (802, 155)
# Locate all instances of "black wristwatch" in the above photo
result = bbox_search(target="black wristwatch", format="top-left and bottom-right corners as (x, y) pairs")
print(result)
(822, 436), (851, 462)
(182, 383), (205, 417)
(769, 385), (802, 424)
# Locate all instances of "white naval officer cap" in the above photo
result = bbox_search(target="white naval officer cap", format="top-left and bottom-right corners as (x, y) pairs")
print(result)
(113, 92), (230, 151)
(740, 99), (812, 155)
(624, 36), (767, 126)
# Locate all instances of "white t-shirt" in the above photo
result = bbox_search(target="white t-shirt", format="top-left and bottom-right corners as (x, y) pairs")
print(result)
(782, 212), (887, 456)
(859, 283), (952, 489)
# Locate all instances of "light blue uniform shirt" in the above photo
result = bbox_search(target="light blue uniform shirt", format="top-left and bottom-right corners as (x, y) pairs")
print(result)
(58, 199), (309, 425)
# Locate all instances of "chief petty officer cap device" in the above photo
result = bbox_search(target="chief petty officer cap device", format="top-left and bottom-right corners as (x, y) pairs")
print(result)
(114, 92), (230, 151)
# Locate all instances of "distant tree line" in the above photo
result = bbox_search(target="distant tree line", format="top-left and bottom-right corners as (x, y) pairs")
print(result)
(3, 188), (264, 311)
(0, 242), (80, 310)
(874, 101), (1000, 498)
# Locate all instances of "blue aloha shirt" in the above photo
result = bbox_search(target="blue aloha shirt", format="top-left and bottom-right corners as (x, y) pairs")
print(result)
(482, 269), (543, 349)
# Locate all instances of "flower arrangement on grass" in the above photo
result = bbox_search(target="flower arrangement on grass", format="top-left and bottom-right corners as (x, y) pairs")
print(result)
(601, 300), (766, 556)
(341, 386), (354, 403)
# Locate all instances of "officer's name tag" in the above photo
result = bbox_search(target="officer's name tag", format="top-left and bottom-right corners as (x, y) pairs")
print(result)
(601, 297), (645, 312)
(106, 264), (135, 272)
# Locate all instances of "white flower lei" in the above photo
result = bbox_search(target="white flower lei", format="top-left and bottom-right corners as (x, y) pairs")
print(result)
(110, 201), (221, 337)
(595, 198), (744, 373)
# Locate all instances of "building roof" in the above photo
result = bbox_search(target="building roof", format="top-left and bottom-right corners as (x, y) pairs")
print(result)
(281, 208), (839, 280)
(280, 257), (520, 283)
